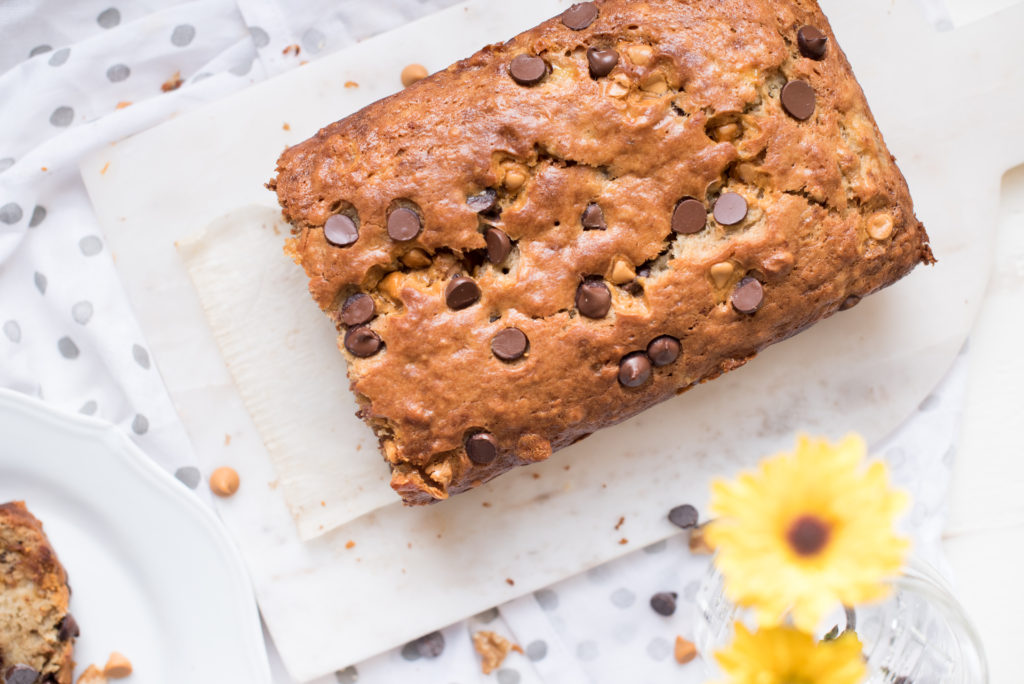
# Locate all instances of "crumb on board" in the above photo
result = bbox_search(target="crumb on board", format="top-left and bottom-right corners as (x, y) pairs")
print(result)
(282, 122), (291, 131)
(532, 472), (541, 479)
(116, 101), (131, 109)
(161, 71), (183, 92)
(482, 501), (492, 508)
(473, 631), (517, 675)
(282, 44), (300, 56)
(564, 465), (571, 471)
(344, 80), (359, 88)
(345, 540), (355, 550)
(614, 516), (625, 531)
(618, 538), (629, 545)
(674, 636), (698, 665)
(505, 578), (515, 586)
(224, 434), (232, 446)
(100, 161), (111, 175)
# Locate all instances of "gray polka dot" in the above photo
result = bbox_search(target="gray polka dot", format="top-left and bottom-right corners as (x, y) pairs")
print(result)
(610, 587), (636, 609)
(399, 641), (421, 662)
(0, 202), (22, 224)
(29, 205), (46, 228)
(229, 57), (255, 77)
(58, 336), (79, 359)
(250, 26), (269, 48)
(50, 106), (74, 127)
(79, 235), (103, 256)
(334, 665), (358, 683)
(175, 466), (200, 489)
(643, 539), (668, 554)
(171, 24), (196, 47)
(72, 301), (94, 325)
(3, 320), (21, 343)
(534, 588), (559, 612)
(525, 640), (547, 661)
(302, 28), (326, 55)
(48, 47), (71, 66)
(474, 607), (499, 623)
(576, 640), (599, 662)
(646, 636), (671, 661)
(682, 580), (701, 602)
(79, 400), (98, 416)
(34, 272), (47, 294)
(106, 64), (131, 82)
(29, 45), (52, 57)
(131, 414), (149, 435)
(586, 564), (613, 584)
(97, 7), (121, 29)
(496, 669), (520, 684)
(192, 72), (214, 83)
(611, 622), (637, 644)
(919, 394), (940, 411)
(0, 158), (14, 173)
(132, 344), (151, 369)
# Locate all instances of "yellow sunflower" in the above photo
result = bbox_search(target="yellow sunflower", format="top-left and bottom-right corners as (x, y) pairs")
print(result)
(706, 434), (909, 631)
(715, 624), (867, 684)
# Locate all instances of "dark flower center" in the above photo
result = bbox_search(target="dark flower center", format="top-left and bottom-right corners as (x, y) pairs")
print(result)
(787, 515), (831, 556)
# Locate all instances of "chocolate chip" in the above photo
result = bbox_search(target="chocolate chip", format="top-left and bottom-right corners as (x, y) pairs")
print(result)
(731, 276), (764, 314)
(5, 665), (40, 684)
(57, 613), (80, 640)
(618, 353), (652, 388)
(668, 503), (699, 529)
(344, 326), (382, 357)
(484, 227), (512, 264)
(781, 80), (816, 121)
(466, 432), (498, 465)
(646, 336), (680, 367)
(839, 294), (861, 311)
(586, 47), (619, 78)
(581, 203), (606, 230)
(650, 592), (678, 616)
(323, 214), (358, 247)
(713, 192), (748, 226)
(412, 631), (446, 658)
(575, 281), (612, 319)
(467, 188), (498, 213)
(492, 327), (529, 362)
(798, 25), (828, 60)
(341, 293), (375, 326)
(387, 207), (422, 241)
(671, 197), (707, 235)
(510, 54), (547, 86)
(561, 2), (599, 30)
(445, 276), (481, 310)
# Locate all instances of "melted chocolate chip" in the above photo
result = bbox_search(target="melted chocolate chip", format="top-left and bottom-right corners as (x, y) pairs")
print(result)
(466, 432), (498, 465)
(575, 281), (612, 319)
(341, 293), (375, 326)
(839, 294), (861, 311)
(467, 188), (498, 213)
(798, 25), (828, 60)
(5, 665), (40, 684)
(510, 54), (548, 86)
(646, 336), (681, 367)
(387, 207), (422, 241)
(561, 2), (599, 30)
(344, 326), (382, 357)
(484, 227), (513, 264)
(713, 192), (748, 226)
(445, 276), (481, 310)
(781, 80), (816, 121)
(581, 203), (606, 230)
(671, 198), (707, 234)
(731, 276), (764, 314)
(587, 47), (619, 78)
(618, 353), (652, 388)
(492, 328), (529, 362)
(650, 592), (678, 616)
(668, 503), (699, 529)
(57, 613), (80, 641)
(323, 214), (359, 247)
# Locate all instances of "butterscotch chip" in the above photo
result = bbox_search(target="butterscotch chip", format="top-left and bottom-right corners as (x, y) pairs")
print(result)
(709, 262), (734, 288)
(641, 73), (668, 95)
(609, 259), (636, 284)
(401, 248), (432, 269)
(712, 122), (740, 142)
(77, 666), (106, 684)
(688, 524), (715, 554)
(867, 212), (895, 241)
(473, 631), (515, 675)
(674, 636), (698, 664)
(209, 467), (240, 497)
(625, 44), (654, 66)
(504, 169), (528, 190)
(103, 652), (133, 678)
(401, 63), (428, 88)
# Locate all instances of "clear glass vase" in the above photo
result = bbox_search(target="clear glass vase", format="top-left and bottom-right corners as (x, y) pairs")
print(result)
(694, 556), (988, 683)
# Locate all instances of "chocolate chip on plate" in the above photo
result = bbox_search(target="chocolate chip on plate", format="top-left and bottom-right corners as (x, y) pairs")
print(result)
(576, 281), (612, 319)
(466, 432), (498, 465)
(484, 227), (513, 264)
(672, 197), (707, 235)
(713, 192), (748, 226)
(387, 207), (422, 241)
(587, 47), (619, 78)
(467, 188), (498, 213)
(445, 275), (481, 310)
(561, 2), (599, 30)
(581, 203), (607, 230)
(341, 293), (375, 326)
(668, 503), (699, 529)
(646, 336), (680, 367)
(731, 276), (764, 314)
(5, 665), (40, 684)
(618, 353), (652, 388)
(57, 613), (79, 640)
(781, 80), (816, 121)
(650, 592), (678, 616)
(344, 326), (382, 357)
(510, 54), (548, 86)
(492, 328), (529, 362)
(797, 25), (828, 60)
(323, 214), (359, 247)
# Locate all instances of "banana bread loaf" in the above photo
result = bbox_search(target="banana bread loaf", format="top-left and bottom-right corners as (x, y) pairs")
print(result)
(0, 502), (77, 684)
(271, 0), (933, 505)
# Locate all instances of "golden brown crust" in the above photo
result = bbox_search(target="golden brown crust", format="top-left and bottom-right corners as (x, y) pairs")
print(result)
(274, 0), (932, 505)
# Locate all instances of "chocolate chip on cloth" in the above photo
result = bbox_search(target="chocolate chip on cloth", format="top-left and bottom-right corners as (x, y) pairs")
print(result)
(445, 275), (481, 309)
(491, 328), (529, 362)
(650, 592), (678, 616)
(509, 54), (547, 86)
(798, 25), (828, 60)
(387, 207), (422, 241)
(618, 353), (652, 388)
(587, 47), (619, 78)
(484, 227), (513, 264)
(576, 281), (612, 319)
(561, 2), (599, 30)
(344, 326), (382, 357)
(323, 214), (359, 247)
(340, 293), (375, 326)
(581, 203), (606, 230)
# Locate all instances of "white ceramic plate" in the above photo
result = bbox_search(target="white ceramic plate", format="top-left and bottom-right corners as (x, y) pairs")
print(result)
(0, 388), (271, 683)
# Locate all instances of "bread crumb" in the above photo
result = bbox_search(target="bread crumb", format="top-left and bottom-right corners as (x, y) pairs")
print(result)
(532, 472), (541, 479)
(224, 434), (232, 446)
(618, 538), (629, 545)
(100, 162), (111, 175)
(344, 81), (359, 88)
(41, 166), (48, 172)
(161, 71), (183, 92)
(104, 652), (133, 678)
(482, 502), (492, 508)
(282, 44), (300, 56)
(473, 631), (515, 675)
(115, 101), (132, 110)
(674, 636), (698, 664)
(505, 578), (515, 586)
(77, 665), (106, 684)
(345, 540), (355, 550)
(614, 516), (625, 531)
(688, 524), (715, 555)
(282, 123), (291, 131)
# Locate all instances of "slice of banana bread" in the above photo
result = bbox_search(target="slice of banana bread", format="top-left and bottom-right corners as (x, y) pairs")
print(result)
(0, 502), (77, 684)
(272, 0), (932, 505)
